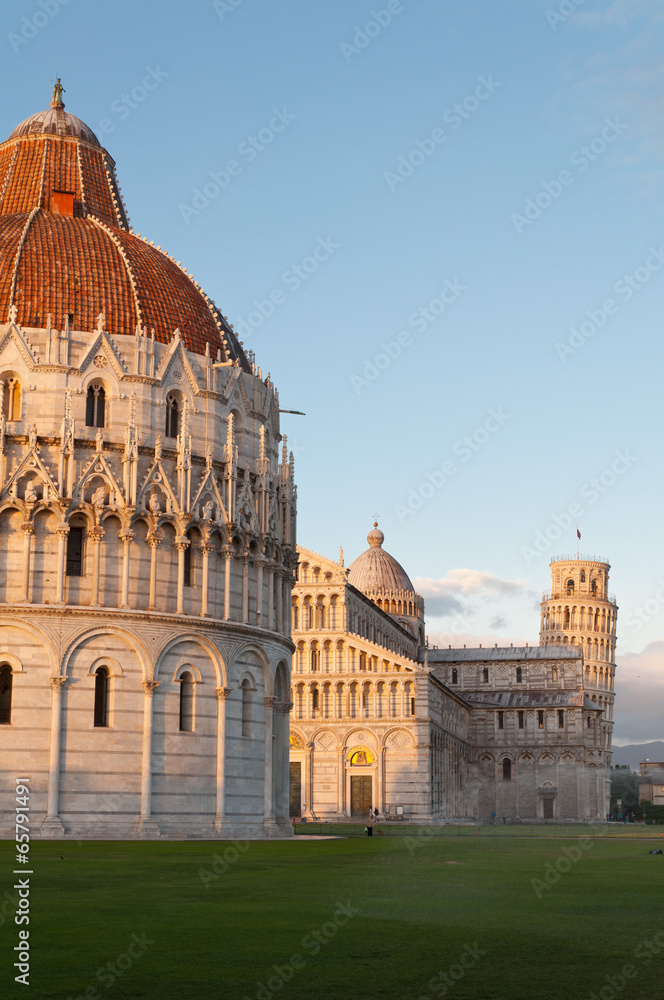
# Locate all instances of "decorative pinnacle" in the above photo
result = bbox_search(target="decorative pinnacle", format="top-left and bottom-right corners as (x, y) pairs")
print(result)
(50, 78), (65, 110)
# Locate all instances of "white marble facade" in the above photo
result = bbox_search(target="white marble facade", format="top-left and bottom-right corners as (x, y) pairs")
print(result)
(0, 323), (297, 840)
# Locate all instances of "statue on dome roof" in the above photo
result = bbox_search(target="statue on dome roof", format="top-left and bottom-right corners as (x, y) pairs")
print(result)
(51, 78), (65, 109)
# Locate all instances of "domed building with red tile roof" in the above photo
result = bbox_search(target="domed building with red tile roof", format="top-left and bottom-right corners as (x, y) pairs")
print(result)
(0, 83), (296, 840)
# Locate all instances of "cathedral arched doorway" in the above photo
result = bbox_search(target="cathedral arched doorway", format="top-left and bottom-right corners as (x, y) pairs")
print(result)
(347, 747), (375, 817)
(289, 730), (305, 817)
(350, 775), (372, 817)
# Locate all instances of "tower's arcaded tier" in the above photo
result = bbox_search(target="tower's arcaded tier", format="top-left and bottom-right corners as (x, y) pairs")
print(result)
(0, 84), (297, 840)
(539, 557), (617, 762)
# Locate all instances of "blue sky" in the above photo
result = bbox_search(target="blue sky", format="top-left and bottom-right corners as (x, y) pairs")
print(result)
(3, 0), (663, 742)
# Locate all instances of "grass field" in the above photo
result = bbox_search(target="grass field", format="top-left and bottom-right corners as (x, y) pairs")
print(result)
(1, 831), (663, 1000)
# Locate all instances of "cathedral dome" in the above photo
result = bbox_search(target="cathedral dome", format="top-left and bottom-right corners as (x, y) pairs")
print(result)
(9, 106), (100, 146)
(0, 85), (247, 363)
(348, 523), (415, 595)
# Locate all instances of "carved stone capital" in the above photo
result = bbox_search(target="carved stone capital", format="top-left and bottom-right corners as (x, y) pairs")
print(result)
(143, 680), (160, 696)
(216, 686), (232, 702)
(49, 675), (67, 690)
(264, 696), (276, 709)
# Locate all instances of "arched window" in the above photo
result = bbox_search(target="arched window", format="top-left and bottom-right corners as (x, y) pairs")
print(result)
(516, 666), (522, 683)
(2, 377), (21, 421)
(165, 394), (179, 438)
(502, 759), (512, 781)
(591, 580), (597, 595)
(0, 664), (12, 724)
(93, 666), (109, 727)
(580, 570), (586, 583)
(451, 667), (458, 684)
(566, 579), (574, 595)
(179, 671), (194, 732)
(85, 384), (105, 427)
(241, 679), (252, 736)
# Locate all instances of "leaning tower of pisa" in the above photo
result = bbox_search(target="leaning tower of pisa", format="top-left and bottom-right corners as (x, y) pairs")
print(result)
(539, 556), (618, 763)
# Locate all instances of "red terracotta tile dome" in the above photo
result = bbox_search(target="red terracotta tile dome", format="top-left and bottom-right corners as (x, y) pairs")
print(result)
(0, 83), (248, 365)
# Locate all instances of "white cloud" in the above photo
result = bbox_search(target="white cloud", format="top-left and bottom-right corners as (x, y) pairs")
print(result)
(613, 641), (664, 744)
(548, 5), (664, 170)
(576, 0), (664, 27)
(414, 569), (527, 618)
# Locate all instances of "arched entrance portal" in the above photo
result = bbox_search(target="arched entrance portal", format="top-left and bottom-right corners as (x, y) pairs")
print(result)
(289, 731), (305, 817)
(348, 747), (375, 817)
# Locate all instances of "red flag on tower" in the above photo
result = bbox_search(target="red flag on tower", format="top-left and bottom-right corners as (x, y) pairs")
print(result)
(577, 528), (581, 539)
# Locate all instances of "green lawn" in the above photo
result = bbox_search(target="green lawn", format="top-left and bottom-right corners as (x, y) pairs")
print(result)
(1, 833), (662, 1000)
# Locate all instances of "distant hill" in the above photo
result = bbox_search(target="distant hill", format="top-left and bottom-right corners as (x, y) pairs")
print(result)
(611, 741), (664, 771)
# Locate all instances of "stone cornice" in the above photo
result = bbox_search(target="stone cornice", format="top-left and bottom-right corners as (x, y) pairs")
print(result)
(0, 603), (296, 653)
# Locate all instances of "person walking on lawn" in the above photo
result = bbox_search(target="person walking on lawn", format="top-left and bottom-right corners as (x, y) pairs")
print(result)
(366, 811), (374, 837)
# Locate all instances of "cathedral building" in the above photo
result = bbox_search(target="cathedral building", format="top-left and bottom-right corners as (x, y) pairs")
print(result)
(289, 527), (469, 820)
(0, 85), (297, 840)
(290, 531), (616, 823)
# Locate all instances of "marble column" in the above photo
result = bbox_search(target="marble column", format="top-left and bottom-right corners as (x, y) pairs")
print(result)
(200, 542), (214, 617)
(89, 527), (103, 606)
(175, 538), (188, 614)
(214, 687), (231, 833)
(304, 741), (314, 819)
(263, 696), (275, 827)
(55, 527), (68, 604)
(338, 747), (346, 817)
(20, 523), (34, 602)
(223, 547), (232, 620)
(137, 680), (160, 836)
(378, 746), (386, 815)
(119, 530), (134, 608)
(42, 676), (67, 837)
